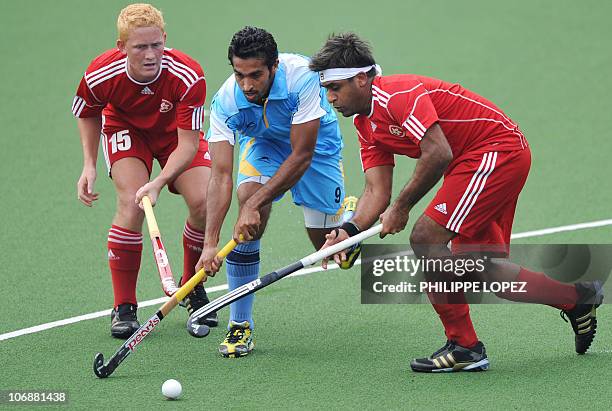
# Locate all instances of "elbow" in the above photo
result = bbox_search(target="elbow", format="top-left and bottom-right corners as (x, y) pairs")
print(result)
(190, 141), (199, 157)
(440, 147), (453, 169)
(384, 192), (392, 208)
(294, 151), (314, 172)
(381, 190), (392, 209)
(424, 145), (453, 171)
(180, 140), (198, 159)
(367, 185), (392, 208)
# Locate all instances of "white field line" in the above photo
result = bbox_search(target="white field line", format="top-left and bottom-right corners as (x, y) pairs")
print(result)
(509, 219), (612, 239)
(1, 218), (611, 342)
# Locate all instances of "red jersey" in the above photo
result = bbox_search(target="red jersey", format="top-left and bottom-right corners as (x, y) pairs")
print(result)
(72, 48), (206, 133)
(354, 75), (527, 171)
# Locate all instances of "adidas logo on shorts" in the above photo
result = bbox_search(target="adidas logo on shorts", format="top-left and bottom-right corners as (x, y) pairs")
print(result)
(434, 203), (448, 215)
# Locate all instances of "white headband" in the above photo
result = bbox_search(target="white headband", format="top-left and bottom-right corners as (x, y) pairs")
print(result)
(318, 64), (382, 83)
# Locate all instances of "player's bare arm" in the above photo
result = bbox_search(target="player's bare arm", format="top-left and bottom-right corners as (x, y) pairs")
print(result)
(135, 128), (199, 207)
(196, 140), (235, 276)
(233, 118), (319, 241)
(353, 165), (394, 230)
(321, 165), (392, 268)
(379, 123), (452, 237)
(76, 116), (102, 207)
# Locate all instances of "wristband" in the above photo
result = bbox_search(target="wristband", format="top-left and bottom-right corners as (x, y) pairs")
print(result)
(340, 221), (361, 237)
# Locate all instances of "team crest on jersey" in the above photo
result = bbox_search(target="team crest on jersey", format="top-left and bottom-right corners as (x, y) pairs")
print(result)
(160, 99), (173, 113)
(389, 125), (405, 137)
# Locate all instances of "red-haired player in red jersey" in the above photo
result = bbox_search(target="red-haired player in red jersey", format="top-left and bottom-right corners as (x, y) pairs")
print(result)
(310, 33), (603, 372)
(72, 3), (217, 339)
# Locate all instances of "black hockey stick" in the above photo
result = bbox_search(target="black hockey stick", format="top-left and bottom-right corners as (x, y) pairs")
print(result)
(187, 224), (382, 337)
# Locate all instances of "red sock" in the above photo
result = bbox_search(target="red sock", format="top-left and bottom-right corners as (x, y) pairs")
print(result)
(108, 225), (142, 307)
(496, 268), (578, 311)
(182, 221), (204, 284)
(428, 291), (479, 348)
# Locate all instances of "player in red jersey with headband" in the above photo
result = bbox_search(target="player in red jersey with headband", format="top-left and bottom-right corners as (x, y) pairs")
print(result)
(72, 3), (216, 338)
(310, 33), (603, 372)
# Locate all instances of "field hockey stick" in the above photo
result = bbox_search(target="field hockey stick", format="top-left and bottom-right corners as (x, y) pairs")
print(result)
(142, 195), (179, 296)
(93, 238), (237, 378)
(187, 224), (383, 337)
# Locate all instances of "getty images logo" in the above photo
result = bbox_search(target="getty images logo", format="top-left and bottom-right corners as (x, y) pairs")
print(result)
(126, 316), (160, 351)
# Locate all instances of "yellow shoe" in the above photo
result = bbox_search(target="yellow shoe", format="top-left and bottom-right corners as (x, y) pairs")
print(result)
(219, 321), (254, 358)
(339, 242), (362, 270)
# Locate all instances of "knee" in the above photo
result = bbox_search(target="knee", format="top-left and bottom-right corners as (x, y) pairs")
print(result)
(115, 194), (144, 225)
(410, 215), (455, 258)
(410, 225), (433, 257)
(409, 226), (428, 247)
(409, 224), (450, 259)
(187, 198), (207, 223)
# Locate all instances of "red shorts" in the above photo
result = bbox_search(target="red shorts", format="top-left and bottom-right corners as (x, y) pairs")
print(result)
(424, 148), (531, 256)
(101, 122), (210, 194)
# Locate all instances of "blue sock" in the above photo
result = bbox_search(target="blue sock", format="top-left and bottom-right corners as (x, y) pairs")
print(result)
(226, 240), (260, 329)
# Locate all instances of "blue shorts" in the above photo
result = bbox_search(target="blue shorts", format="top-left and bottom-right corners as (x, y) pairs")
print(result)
(237, 136), (345, 215)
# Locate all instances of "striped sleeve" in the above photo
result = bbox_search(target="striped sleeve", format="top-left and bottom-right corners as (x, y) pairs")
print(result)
(161, 53), (207, 131)
(71, 75), (105, 118)
(176, 78), (206, 131)
(387, 83), (438, 145)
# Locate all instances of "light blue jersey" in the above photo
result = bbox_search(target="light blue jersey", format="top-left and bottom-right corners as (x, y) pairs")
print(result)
(206, 53), (345, 215)
(207, 53), (342, 155)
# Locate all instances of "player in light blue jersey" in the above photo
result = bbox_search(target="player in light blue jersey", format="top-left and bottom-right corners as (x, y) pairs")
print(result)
(195, 27), (358, 358)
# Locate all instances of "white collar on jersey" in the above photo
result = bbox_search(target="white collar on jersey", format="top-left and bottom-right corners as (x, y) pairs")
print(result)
(125, 57), (163, 85)
(319, 64), (382, 83)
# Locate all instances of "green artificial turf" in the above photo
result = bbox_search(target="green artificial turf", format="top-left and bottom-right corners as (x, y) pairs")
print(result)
(1, 0), (610, 409)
